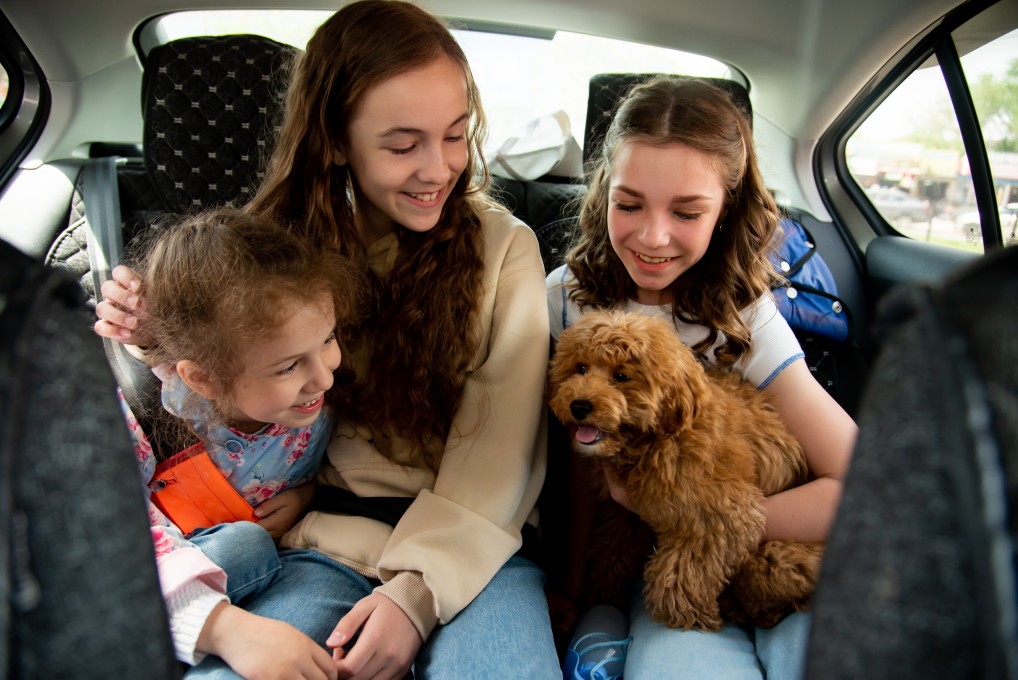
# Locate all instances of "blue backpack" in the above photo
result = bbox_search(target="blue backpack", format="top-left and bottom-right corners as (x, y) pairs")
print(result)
(770, 216), (849, 342)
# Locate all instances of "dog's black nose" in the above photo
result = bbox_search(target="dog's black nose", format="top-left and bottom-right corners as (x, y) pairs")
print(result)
(570, 400), (593, 421)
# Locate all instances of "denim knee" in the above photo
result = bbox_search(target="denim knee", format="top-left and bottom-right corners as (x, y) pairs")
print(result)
(189, 521), (282, 603)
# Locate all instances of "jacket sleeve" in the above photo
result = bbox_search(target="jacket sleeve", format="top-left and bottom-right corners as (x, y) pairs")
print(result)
(374, 218), (550, 638)
(119, 390), (229, 664)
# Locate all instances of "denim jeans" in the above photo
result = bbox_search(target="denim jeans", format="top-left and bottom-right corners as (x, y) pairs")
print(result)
(187, 551), (560, 679)
(625, 591), (812, 680)
(189, 522), (282, 604)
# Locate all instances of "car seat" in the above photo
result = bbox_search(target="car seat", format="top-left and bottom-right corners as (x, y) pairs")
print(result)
(805, 245), (1018, 679)
(44, 34), (297, 458)
(0, 239), (180, 679)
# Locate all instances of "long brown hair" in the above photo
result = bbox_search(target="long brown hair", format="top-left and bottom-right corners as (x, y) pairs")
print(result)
(567, 77), (781, 367)
(248, 0), (493, 468)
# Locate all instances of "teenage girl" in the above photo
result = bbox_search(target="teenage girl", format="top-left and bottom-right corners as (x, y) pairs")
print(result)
(96, 2), (560, 678)
(123, 208), (358, 679)
(547, 76), (858, 680)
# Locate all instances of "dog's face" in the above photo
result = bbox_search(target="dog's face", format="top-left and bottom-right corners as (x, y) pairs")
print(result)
(548, 310), (709, 459)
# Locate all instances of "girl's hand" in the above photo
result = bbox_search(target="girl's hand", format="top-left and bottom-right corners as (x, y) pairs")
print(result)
(327, 593), (420, 680)
(256, 481), (318, 541)
(199, 602), (337, 680)
(94, 264), (152, 345)
(603, 468), (635, 513)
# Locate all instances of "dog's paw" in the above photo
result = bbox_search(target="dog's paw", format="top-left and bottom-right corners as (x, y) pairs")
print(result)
(644, 578), (724, 631)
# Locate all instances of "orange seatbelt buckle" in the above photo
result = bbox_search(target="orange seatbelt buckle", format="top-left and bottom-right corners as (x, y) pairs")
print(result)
(150, 442), (257, 535)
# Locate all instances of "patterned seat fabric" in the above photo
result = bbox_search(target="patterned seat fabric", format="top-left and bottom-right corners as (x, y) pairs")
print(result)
(141, 34), (297, 213)
(45, 34), (297, 307)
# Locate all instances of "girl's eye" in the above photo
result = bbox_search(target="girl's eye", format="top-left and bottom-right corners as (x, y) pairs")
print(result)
(445, 134), (464, 143)
(674, 212), (702, 221)
(614, 203), (640, 213)
(390, 145), (415, 156)
(324, 332), (337, 346)
(613, 371), (631, 382)
(277, 361), (299, 376)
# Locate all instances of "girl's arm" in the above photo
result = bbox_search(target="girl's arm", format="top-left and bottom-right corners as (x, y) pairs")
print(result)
(761, 358), (858, 542)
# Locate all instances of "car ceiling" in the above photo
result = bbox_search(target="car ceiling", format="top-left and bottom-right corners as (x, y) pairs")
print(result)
(0, 0), (987, 145)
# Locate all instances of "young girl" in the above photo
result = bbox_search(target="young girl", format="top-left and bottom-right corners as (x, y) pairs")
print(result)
(96, 2), (560, 678)
(123, 208), (359, 679)
(546, 77), (858, 679)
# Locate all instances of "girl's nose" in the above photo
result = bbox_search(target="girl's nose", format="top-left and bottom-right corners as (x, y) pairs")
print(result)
(638, 212), (671, 249)
(308, 352), (337, 393)
(417, 143), (453, 185)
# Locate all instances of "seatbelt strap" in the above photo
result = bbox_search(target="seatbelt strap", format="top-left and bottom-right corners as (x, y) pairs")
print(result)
(82, 157), (123, 297)
(81, 157), (158, 412)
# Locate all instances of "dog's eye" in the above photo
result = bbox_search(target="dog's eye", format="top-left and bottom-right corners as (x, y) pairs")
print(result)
(576, 363), (587, 375)
(613, 372), (631, 382)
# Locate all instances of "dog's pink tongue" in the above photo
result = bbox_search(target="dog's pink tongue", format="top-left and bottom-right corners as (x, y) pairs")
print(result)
(575, 425), (601, 445)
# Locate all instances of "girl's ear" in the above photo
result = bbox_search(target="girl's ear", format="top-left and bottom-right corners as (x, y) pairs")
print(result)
(333, 145), (347, 166)
(176, 360), (220, 400)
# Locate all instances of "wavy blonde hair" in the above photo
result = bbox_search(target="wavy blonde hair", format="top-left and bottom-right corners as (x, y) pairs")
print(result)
(567, 77), (782, 367)
(247, 0), (493, 468)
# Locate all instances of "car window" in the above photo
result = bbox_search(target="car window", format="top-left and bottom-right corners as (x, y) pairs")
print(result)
(0, 64), (8, 111)
(964, 33), (1018, 248)
(144, 10), (734, 161)
(846, 20), (1018, 254)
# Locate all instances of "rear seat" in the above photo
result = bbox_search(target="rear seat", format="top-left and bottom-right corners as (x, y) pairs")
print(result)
(11, 42), (867, 417)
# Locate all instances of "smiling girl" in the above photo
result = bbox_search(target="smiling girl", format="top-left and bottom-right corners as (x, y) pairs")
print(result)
(547, 76), (858, 680)
(96, 1), (559, 678)
(122, 207), (360, 679)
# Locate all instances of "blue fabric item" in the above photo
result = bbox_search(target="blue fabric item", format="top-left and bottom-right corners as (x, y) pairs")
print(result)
(563, 631), (632, 680)
(770, 217), (849, 342)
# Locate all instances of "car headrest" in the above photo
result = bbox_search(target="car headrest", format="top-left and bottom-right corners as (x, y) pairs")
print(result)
(141, 34), (297, 213)
(583, 73), (752, 166)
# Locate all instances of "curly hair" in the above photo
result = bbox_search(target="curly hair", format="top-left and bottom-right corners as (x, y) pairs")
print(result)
(247, 0), (494, 469)
(567, 77), (782, 367)
(135, 208), (363, 425)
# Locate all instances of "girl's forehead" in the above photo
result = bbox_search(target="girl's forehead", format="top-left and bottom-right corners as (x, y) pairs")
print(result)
(354, 56), (469, 127)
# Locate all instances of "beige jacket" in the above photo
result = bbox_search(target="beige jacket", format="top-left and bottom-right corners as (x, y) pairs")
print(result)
(281, 208), (550, 641)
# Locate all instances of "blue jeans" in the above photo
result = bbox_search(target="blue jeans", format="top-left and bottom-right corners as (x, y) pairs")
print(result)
(187, 552), (560, 679)
(189, 522), (282, 604)
(624, 591), (812, 680)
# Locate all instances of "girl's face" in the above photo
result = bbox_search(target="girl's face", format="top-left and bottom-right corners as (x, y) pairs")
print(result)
(226, 294), (340, 433)
(340, 55), (470, 245)
(607, 140), (725, 306)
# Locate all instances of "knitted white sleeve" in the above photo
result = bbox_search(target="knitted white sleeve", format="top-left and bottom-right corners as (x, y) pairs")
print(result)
(165, 578), (229, 665)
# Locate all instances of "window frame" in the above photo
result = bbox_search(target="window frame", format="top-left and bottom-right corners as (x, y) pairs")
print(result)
(0, 10), (49, 192)
(817, 0), (1005, 254)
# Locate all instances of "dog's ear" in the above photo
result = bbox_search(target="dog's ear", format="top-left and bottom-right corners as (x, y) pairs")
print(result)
(647, 323), (712, 433)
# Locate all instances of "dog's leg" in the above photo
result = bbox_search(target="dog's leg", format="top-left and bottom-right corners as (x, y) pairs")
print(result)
(641, 488), (766, 631)
(720, 541), (824, 629)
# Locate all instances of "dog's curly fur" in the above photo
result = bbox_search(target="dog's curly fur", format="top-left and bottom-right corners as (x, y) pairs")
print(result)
(548, 310), (823, 631)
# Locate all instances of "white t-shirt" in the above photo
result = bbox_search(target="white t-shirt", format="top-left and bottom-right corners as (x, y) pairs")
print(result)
(546, 264), (804, 389)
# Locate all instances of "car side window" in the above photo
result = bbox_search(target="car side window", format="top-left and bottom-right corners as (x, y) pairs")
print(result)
(846, 18), (1018, 254)
(0, 64), (8, 110)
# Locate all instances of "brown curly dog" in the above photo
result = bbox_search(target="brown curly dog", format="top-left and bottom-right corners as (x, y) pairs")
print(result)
(548, 309), (823, 631)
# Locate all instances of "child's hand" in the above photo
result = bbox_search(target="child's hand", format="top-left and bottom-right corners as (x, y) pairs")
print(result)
(94, 265), (152, 346)
(604, 468), (635, 513)
(255, 480), (317, 540)
(327, 593), (419, 679)
(199, 602), (337, 680)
